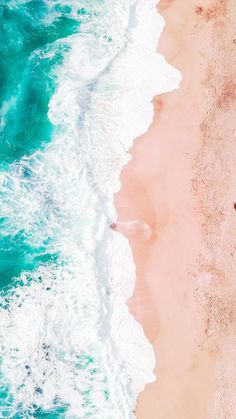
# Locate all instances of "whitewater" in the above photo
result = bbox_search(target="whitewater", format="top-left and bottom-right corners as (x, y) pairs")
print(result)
(0, 0), (181, 417)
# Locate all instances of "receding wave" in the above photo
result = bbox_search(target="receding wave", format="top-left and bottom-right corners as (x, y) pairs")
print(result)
(0, 0), (181, 417)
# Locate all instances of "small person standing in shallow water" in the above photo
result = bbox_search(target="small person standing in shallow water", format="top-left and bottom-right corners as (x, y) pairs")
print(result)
(110, 220), (153, 240)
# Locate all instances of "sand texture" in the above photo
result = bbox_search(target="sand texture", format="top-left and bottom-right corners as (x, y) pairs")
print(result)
(114, 0), (236, 417)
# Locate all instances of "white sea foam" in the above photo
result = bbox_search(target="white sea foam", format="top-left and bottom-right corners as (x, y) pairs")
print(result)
(0, 0), (181, 417)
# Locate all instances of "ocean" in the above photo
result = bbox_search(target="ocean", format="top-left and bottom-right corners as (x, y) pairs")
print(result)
(0, 1), (180, 417)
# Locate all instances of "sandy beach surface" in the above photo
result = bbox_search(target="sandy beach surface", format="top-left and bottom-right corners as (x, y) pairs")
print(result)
(114, 0), (236, 418)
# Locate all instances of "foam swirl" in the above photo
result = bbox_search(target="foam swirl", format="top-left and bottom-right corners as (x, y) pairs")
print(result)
(0, 1), (181, 417)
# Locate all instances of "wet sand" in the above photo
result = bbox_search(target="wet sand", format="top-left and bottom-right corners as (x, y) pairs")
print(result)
(114, 0), (236, 418)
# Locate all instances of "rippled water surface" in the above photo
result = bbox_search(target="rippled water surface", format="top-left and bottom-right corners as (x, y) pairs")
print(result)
(0, 1), (180, 417)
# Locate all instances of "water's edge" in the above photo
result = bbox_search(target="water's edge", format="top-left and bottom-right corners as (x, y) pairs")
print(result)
(107, 0), (182, 413)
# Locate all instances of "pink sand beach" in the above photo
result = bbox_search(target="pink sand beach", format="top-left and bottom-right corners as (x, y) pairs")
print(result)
(114, 0), (236, 417)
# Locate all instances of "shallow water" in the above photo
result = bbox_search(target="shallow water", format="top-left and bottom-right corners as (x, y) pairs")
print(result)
(0, 1), (181, 417)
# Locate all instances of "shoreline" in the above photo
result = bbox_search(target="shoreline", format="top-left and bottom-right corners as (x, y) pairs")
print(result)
(114, 0), (236, 417)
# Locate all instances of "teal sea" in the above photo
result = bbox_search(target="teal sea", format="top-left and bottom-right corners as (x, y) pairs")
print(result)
(0, 0), (180, 417)
(0, 1), (79, 288)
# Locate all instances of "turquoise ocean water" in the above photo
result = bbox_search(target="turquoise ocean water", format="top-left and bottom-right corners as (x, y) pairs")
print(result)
(0, 1), (180, 417)
(0, 0), (78, 287)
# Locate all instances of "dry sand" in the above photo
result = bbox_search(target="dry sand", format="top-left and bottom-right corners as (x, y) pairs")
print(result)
(114, 0), (236, 418)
